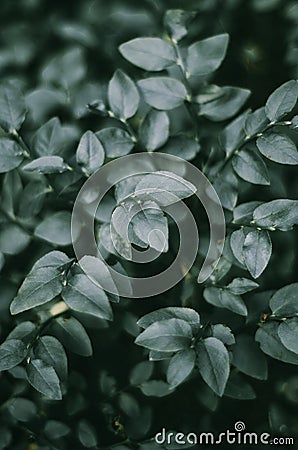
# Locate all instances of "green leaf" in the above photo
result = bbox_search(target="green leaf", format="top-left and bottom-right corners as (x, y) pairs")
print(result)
(8, 398), (37, 422)
(243, 229), (272, 278)
(108, 69), (139, 119)
(149, 350), (173, 361)
(96, 127), (134, 158)
(51, 316), (92, 357)
(0, 339), (27, 371)
(255, 322), (298, 365)
(23, 156), (69, 174)
(137, 307), (200, 332)
(166, 349), (196, 387)
(76, 131), (105, 174)
(34, 211), (72, 246)
(129, 361), (154, 386)
(18, 179), (49, 218)
(187, 34), (229, 76)
(256, 132), (298, 165)
(34, 336), (68, 380)
(224, 372), (256, 400)
(7, 321), (36, 342)
(1, 170), (22, 218)
(140, 110), (170, 151)
(164, 9), (196, 42)
(265, 80), (298, 122)
(203, 287), (247, 316)
(44, 420), (70, 439)
(219, 110), (250, 157)
(233, 201), (262, 224)
(244, 107), (269, 136)
(232, 145), (270, 185)
(31, 117), (65, 156)
(0, 223), (30, 255)
(62, 273), (113, 320)
(213, 166), (238, 211)
(10, 251), (71, 314)
(211, 324), (235, 345)
(230, 228), (246, 265)
(253, 199), (298, 230)
(0, 82), (26, 132)
(227, 277), (259, 294)
(135, 318), (192, 352)
(161, 136), (200, 160)
(139, 380), (172, 397)
(135, 170), (196, 206)
(26, 359), (62, 400)
(137, 77), (188, 110)
(269, 283), (298, 316)
(232, 334), (268, 380)
(196, 337), (230, 397)
(119, 38), (176, 71)
(198, 86), (251, 121)
(278, 318), (298, 354)
(290, 115), (298, 130)
(77, 420), (98, 448)
(0, 139), (24, 173)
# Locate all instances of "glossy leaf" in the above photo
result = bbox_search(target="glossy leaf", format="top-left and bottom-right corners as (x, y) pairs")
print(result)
(137, 77), (188, 110)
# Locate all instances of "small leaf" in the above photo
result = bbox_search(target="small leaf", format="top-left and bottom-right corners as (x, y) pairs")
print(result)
(96, 127), (134, 158)
(62, 273), (113, 321)
(196, 337), (230, 397)
(253, 199), (298, 230)
(137, 77), (188, 110)
(10, 251), (71, 314)
(213, 166), (238, 211)
(243, 229), (272, 278)
(129, 361), (154, 386)
(132, 202), (169, 252)
(245, 107), (269, 136)
(0, 339), (27, 371)
(78, 420), (98, 448)
(230, 228), (246, 264)
(8, 398), (37, 422)
(18, 179), (49, 218)
(198, 86), (251, 121)
(51, 316), (92, 357)
(32, 117), (65, 156)
(224, 372), (256, 400)
(119, 38), (176, 71)
(255, 322), (298, 365)
(269, 283), (298, 316)
(76, 131), (105, 174)
(139, 380), (172, 397)
(164, 9), (196, 42)
(0, 139), (24, 173)
(0, 82), (26, 132)
(34, 211), (72, 246)
(232, 334), (268, 380)
(265, 80), (298, 122)
(219, 110), (250, 157)
(108, 70), (139, 120)
(232, 145), (270, 185)
(278, 318), (298, 355)
(137, 307), (200, 332)
(135, 318), (192, 352)
(140, 110), (170, 151)
(227, 277), (259, 294)
(187, 34), (229, 76)
(166, 349), (196, 387)
(256, 132), (298, 165)
(203, 287), (247, 316)
(161, 136), (200, 160)
(34, 336), (68, 380)
(26, 359), (62, 400)
(23, 156), (69, 174)
(44, 420), (70, 439)
(0, 223), (30, 255)
(211, 324), (235, 345)
(233, 201), (263, 224)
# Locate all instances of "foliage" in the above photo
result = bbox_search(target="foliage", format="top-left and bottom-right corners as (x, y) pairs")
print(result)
(0, 0), (298, 448)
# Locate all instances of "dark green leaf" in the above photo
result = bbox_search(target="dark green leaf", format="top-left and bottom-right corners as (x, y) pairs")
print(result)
(196, 337), (230, 397)
(44, 420), (70, 439)
(119, 38), (176, 71)
(139, 380), (172, 397)
(187, 34), (229, 76)
(129, 361), (154, 386)
(31, 117), (65, 156)
(0, 223), (30, 255)
(166, 349), (196, 387)
(0, 139), (24, 173)
(34, 336), (68, 380)
(245, 107), (269, 136)
(137, 307), (200, 332)
(265, 80), (298, 122)
(78, 420), (98, 448)
(227, 277), (259, 295)
(230, 228), (246, 265)
(34, 211), (72, 246)
(269, 283), (298, 316)
(140, 110), (169, 151)
(23, 156), (69, 174)
(278, 318), (298, 354)
(108, 69), (139, 119)
(219, 110), (250, 157)
(233, 201), (262, 224)
(161, 136), (200, 160)
(211, 324), (235, 345)
(18, 179), (49, 218)
(135, 318), (192, 352)
(7, 321), (36, 341)
(213, 166), (238, 211)
(10, 251), (71, 314)
(232, 334), (268, 380)
(255, 322), (298, 365)
(256, 132), (298, 165)
(96, 127), (134, 158)
(253, 199), (298, 230)
(164, 9), (196, 42)
(137, 77), (188, 110)
(224, 372), (256, 400)
(198, 86), (250, 121)
(232, 145), (270, 185)
(0, 339), (27, 371)
(62, 273), (113, 320)
(27, 359), (62, 400)
(76, 131), (105, 174)
(51, 316), (92, 357)
(203, 287), (247, 316)
(243, 229), (272, 278)
(1, 170), (22, 218)
(132, 203), (169, 252)
(8, 398), (37, 422)
(0, 82), (26, 132)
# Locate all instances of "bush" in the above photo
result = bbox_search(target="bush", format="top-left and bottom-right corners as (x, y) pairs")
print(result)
(0, 0), (298, 448)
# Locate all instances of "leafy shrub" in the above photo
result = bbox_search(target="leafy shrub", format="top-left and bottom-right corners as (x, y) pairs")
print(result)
(0, 0), (298, 449)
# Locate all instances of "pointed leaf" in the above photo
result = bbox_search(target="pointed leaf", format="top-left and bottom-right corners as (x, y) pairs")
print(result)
(187, 34), (229, 76)
(0, 339), (27, 371)
(140, 110), (170, 151)
(137, 77), (187, 110)
(166, 349), (196, 387)
(108, 70), (139, 119)
(243, 229), (272, 278)
(0, 83), (26, 132)
(256, 132), (298, 165)
(0, 139), (24, 173)
(76, 131), (105, 174)
(27, 359), (62, 400)
(265, 80), (298, 122)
